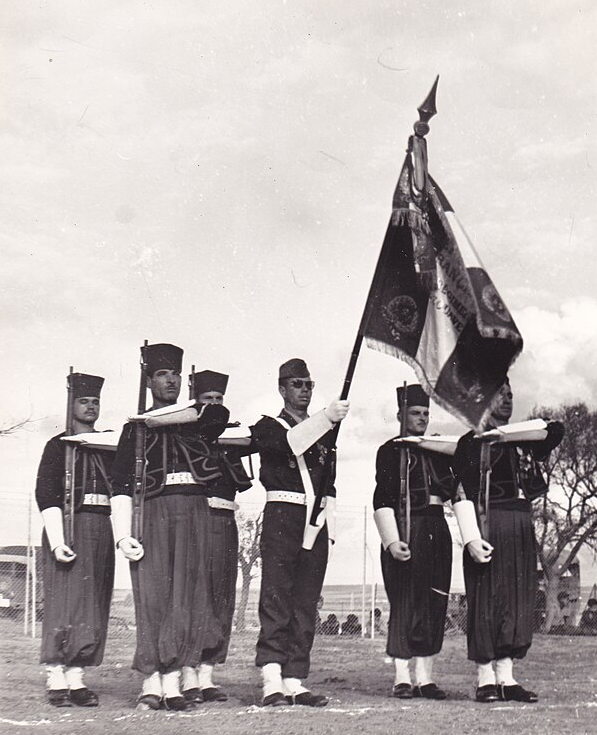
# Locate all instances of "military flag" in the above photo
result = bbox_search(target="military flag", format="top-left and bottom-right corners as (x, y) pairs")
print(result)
(363, 90), (522, 429)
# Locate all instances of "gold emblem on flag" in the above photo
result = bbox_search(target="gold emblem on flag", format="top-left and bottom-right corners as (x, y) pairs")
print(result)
(381, 295), (419, 340)
(481, 284), (509, 322)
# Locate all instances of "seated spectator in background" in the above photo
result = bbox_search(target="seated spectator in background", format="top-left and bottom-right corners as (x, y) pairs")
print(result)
(550, 592), (573, 634)
(579, 599), (597, 635)
(365, 608), (386, 637)
(321, 614), (339, 636)
(340, 614), (362, 637)
(315, 596), (324, 635)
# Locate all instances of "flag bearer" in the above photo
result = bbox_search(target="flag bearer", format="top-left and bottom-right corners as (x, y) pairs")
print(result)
(250, 358), (349, 707)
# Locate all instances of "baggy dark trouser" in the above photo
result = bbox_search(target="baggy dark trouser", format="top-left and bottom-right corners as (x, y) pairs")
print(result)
(130, 491), (221, 675)
(40, 511), (114, 667)
(255, 502), (328, 679)
(464, 501), (537, 663)
(202, 508), (238, 665)
(381, 506), (452, 659)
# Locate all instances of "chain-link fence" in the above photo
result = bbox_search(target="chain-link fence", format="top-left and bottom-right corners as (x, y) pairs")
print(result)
(1, 499), (596, 648)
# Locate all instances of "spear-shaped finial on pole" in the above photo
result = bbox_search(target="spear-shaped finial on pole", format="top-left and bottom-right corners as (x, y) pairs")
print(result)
(411, 75), (439, 199)
(414, 75), (439, 137)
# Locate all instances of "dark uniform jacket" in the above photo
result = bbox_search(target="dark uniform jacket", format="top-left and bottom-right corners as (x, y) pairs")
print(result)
(373, 439), (455, 514)
(250, 409), (336, 498)
(452, 421), (564, 506)
(111, 403), (250, 498)
(36, 432), (114, 515)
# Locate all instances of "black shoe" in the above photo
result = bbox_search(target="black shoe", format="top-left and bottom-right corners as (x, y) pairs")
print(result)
(475, 684), (499, 703)
(262, 691), (287, 707)
(498, 684), (538, 703)
(286, 691), (328, 707)
(69, 688), (99, 707)
(136, 694), (161, 711)
(392, 682), (413, 699)
(413, 683), (447, 700)
(163, 696), (191, 711)
(182, 687), (202, 705)
(201, 686), (228, 702)
(47, 689), (72, 707)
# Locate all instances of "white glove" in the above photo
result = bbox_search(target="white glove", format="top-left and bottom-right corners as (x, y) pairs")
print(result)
(466, 538), (493, 563)
(324, 400), (350, 423)
(117, 536), (145, 561)
(387, 540), (411, 562)
(54, 544), (77, 563)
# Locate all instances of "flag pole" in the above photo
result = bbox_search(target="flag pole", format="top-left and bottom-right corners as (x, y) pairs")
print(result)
(340, 76), (439, 400)
(308, 78), (439, 531)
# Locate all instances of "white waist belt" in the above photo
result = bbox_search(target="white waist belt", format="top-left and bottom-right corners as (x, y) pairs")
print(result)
(428, 495), (444, 507)
(266, 491), (327, 508)
(165, 472), (198, 486)
(82, 493), (110, 506)
(208, 497), (239, 511)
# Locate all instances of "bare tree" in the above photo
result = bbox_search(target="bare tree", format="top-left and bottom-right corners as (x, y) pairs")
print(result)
(0, 417), (34, 436)
(531, 403), (597, 631)
(235, 510), (263, 633)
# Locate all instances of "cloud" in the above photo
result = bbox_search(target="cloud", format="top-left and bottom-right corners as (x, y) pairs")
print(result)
(511, 297), (597, 413)
(1, 0), (596, 545)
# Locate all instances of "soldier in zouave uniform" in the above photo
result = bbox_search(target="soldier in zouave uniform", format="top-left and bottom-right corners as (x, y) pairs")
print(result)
(110, 344), (229, 711)
(451, 380), (564, 703)
(181, 369), (252, 706)
(36, 373), (114, 707)
(250, 358), (349, 707)
(373, 384), (455, 700)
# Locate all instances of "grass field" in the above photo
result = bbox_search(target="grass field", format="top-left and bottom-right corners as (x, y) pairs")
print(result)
(1, 618), (596, 735)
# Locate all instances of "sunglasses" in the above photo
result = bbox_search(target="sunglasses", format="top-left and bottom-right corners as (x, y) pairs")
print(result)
(288, 379), (315, 390)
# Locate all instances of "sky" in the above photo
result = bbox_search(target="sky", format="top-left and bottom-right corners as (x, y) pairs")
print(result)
(1, 0), (596, 586)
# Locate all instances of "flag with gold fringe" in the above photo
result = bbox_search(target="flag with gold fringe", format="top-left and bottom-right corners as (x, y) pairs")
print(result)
(364, 148), (523, 429)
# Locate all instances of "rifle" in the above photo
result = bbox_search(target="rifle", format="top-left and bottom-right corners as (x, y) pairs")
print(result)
(398, 381), (411, 545)
(132, 341), (148, 542)
(189, 364), (195, 400)
(478, 441), (491, 539)
(63, 367), (76, 549)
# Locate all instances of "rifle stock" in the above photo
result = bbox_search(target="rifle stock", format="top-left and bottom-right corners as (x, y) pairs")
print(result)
(398, 381), (411, 545)
(132, 341), (148, 541)
(63, 367), (75, 549)
(478, 442), (491, 539)
(189, 364), (195, 401)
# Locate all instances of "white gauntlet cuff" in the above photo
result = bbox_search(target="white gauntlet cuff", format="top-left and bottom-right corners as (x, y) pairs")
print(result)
(373, 507), (400, 550)
(287, 410), (333, 456)
(453, 499), (482, 546)
(41, 507), (65, 551)
(110, 495), (133, 545)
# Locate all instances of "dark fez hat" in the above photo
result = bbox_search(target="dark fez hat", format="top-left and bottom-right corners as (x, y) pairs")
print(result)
(191, 370), (229, 397)
(144, 343), (183, 375)
(68, 372), (104, 399)
(396, 383), (429, 408)
(279, 358), (310, 380)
